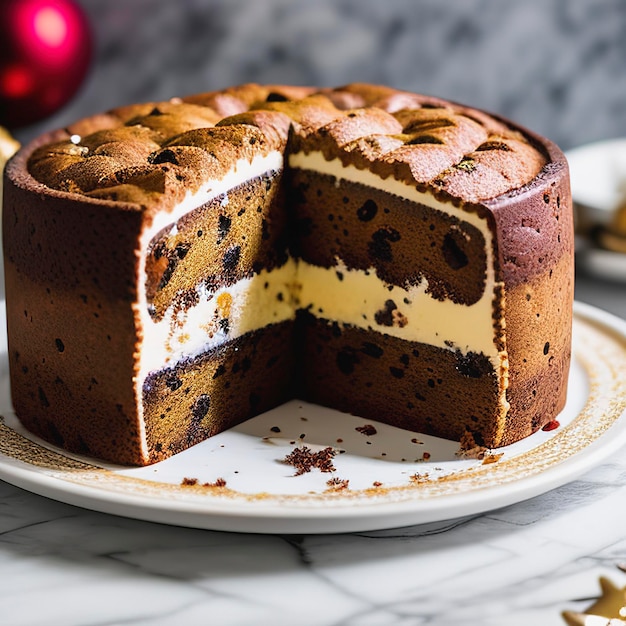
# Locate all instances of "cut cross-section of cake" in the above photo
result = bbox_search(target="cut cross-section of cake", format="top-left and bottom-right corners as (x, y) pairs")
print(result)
(2, 83), (573, 465)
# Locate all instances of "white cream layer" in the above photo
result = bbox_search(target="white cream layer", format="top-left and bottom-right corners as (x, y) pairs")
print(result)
(297, 260), (498, 357)
(141, 260), (299, 372)
(138, 252), (501, 379)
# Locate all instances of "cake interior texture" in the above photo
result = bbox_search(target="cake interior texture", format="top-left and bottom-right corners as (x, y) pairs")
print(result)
(2, 84), (574, 465)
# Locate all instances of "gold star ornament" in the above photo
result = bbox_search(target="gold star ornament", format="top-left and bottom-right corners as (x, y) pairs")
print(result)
(563, 577), (626, 625)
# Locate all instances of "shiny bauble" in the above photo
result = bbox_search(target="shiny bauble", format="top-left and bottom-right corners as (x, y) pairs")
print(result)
(0, 0), (92, 128)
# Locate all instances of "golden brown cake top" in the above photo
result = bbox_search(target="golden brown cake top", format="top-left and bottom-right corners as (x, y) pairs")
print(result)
(26, 83), (548, 210)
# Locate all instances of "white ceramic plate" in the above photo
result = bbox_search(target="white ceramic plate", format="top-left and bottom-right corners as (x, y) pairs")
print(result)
(0, 301), (625, 534)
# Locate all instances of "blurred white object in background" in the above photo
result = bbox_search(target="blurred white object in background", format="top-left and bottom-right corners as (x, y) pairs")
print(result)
(566, 138), (626, 283)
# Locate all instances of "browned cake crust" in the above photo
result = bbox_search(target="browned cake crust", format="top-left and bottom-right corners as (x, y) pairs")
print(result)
(2, 83), (573, 465)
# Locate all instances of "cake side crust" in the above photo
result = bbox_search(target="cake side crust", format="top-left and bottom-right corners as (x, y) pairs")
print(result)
(3, 148), (149, 465)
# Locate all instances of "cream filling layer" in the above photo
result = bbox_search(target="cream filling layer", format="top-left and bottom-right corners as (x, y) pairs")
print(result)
(138, 254), (502, 378)
(140, 259), (299, 372)
(297, 260), (498, 357)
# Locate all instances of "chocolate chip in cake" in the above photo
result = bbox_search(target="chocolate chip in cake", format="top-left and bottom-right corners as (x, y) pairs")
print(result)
(442, 231), (469, 270)
(175, 243), (190, 259)
(55, 338), (65, 352)
(337, 347), (358, 375)
(222, 245), (241, 274)
(374, 299), (397, 326)
(357, 199), (378, 222)
(368, 227), (400, 262)
(165, 375), (183, 391)
(217, 214), (232, 243)
(38, 386), (50, 407)
(455, 351), (492, 379)
(361, 342), (383, 358)
(192, 394), (211, 421)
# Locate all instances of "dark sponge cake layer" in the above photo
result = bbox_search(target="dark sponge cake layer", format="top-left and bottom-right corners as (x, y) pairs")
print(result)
(143, 321), (296, 463)
(297, 312), (501, 447)
(290, 171), (488, 305)
(146, 169), (288, 321)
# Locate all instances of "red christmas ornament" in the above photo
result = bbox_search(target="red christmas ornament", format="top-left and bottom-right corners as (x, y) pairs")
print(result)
(0, 0), (92, 129)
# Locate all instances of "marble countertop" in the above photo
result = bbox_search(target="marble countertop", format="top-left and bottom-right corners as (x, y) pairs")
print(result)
(0, 272), (624, 626)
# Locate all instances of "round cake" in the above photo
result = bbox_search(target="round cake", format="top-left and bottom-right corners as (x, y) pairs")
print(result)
(2, 83), (574, 466)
